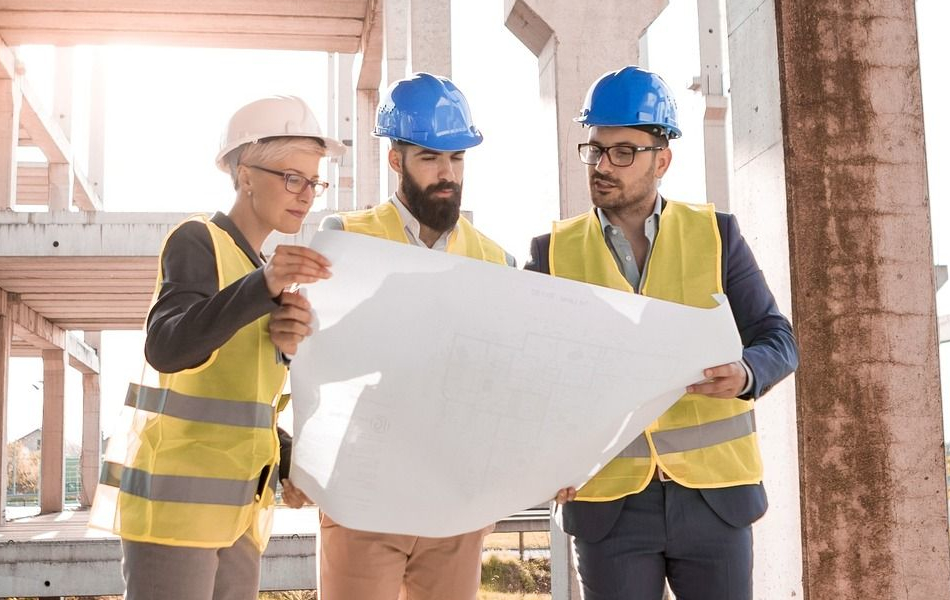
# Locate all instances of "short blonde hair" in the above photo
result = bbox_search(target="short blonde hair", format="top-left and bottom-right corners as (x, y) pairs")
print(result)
(227, 136), (326, 189)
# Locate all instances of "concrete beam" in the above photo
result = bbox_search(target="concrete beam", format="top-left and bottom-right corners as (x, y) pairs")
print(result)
(0, 529), (317, 597)
(73, 166), (104, 212)
(775, 0), (950, 597)
(505, 0), (668, 218)
(19, 84), (71, 164)
(2, 289), (99, 373)
(409, 0), (451, 76)
(354, 0), (383, 91)
(939, 315), (949, 344)
(936, 264), (947, 291)
(65, 334), (99, 375)
(40, 347), (66, 514)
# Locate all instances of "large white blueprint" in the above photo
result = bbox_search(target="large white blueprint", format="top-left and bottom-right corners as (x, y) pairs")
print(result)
(289, 230), (742, 537)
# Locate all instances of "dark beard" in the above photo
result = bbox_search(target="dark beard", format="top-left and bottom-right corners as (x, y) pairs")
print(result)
(402, 169), (462, 233)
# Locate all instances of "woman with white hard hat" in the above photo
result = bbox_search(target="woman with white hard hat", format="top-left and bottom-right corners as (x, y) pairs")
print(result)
(90, 95), (342, 600)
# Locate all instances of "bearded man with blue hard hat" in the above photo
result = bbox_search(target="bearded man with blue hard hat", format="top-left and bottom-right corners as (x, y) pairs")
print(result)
(268, 72), (514, 600)
(525, 66), (799, 600)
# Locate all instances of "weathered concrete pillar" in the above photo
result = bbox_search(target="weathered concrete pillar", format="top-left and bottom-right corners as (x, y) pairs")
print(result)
(505, 0), (667, 218)
(725, 0), (802, 596)
(774, 1), (950, 597)
(0, 75), (21, 211)
(40, 348), (67, 514)
(80, 332), (101, 507)
(408, 0), (452, 76)
(0, 293), (12, 520)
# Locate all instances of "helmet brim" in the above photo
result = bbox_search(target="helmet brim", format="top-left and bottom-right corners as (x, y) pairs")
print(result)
(573, 116), (682, 139)
(215, 133), (347, 171)
(373, 131), (484, 152)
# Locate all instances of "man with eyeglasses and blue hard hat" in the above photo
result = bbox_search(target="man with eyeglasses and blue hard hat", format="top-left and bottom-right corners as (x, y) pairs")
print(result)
(525, 66), (799, 600)
(268, 72), (515, 600)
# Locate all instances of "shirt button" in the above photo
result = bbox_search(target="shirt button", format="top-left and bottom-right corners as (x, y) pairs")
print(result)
(625, 256), (632, 261)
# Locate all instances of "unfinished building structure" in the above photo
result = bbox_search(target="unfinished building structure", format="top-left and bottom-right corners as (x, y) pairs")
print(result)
(0, 1), (948, 598)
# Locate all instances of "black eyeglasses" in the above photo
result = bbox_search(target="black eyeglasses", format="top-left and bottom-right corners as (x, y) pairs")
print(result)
(577, 143), (665, 167)
(244, 164), (329, 196)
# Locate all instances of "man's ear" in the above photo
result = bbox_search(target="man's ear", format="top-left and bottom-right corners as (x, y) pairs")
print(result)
(655, 147), (673, 178)
(388, 147), (403, 175)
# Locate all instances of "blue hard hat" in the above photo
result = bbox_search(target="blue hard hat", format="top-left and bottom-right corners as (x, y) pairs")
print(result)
(374, 72), (483, 151)
(575, 66), (682, 139)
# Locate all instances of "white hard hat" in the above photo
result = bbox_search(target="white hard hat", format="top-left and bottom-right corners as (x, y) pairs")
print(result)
(215, 95), (346, 171)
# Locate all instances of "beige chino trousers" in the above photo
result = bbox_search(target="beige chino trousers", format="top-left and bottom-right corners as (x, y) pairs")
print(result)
(320, 513), (491, 600)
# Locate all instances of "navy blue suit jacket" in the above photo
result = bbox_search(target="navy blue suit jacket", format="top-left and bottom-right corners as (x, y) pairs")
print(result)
(525, 207), (799, 543)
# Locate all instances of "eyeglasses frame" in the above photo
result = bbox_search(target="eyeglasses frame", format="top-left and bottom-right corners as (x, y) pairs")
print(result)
(243, 164), (329, 196)
(577, 143), (666, 167)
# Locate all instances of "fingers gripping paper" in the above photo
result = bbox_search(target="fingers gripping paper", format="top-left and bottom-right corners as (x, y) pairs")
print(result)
(289, 231), (742, 537)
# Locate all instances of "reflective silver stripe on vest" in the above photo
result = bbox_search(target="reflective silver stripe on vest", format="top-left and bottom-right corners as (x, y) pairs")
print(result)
(651, 411), (756, 455)
(617, 434), (651, 458)
(126, 384), (273, 429)
(100, 461), (258, 506)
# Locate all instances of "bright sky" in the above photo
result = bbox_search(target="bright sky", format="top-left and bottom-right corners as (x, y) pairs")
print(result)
(4, 0), (949, 444)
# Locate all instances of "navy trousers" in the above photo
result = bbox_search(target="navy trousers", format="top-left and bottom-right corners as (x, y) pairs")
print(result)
(573, 480), (753, 600)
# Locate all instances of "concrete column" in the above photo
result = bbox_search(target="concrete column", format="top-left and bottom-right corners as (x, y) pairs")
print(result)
(725, 1), (802, 596)
(505, 0), (668, 218)
(0, 76), (21, 211)
(355, 88), (382, 209)
(696, 0), (732, 212)
(383, 0), (409, 198)
(87, 48), (106, 205)
(0, 300), (12, 521)
(335, 54), (355, 212)
(408, 0), (452, 76)
(774, 1), (950, 597)
(48, 162), (73, 212)
(40, 348), (66, 514)
(79, 332), (100, 507)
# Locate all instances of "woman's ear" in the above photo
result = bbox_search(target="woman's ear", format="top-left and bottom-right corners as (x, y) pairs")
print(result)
(237, 164), (253, 193)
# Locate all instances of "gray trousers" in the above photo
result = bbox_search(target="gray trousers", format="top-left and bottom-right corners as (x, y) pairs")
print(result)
(573, 480), (753, 600)
(122, 531), (261, 600)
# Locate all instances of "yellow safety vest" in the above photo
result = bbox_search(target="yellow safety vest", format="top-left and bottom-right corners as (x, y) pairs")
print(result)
(339, 201), (508, 264)
(93, 215), (287, 550)
(550, 201), (763, 501)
